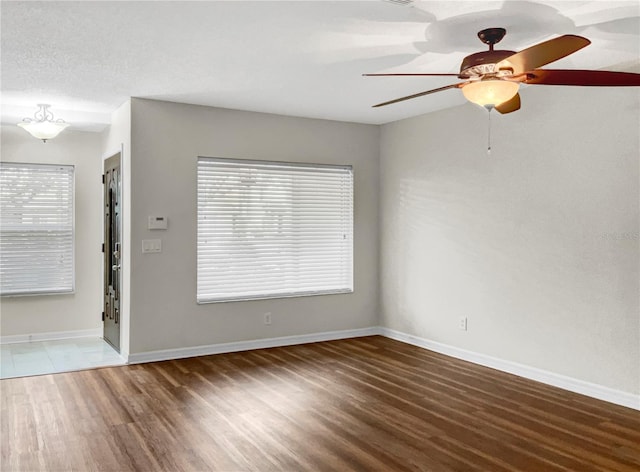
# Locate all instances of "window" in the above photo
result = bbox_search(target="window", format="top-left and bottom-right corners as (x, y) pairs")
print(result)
(0, 163), (74, 296)
(197, 157), (353, 303)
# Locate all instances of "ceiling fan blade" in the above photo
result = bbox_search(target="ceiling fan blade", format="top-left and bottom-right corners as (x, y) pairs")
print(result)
(372, 83), (464, 108)
(523, 69), (640, 86)
(495, 93), (521, 114)
(496, 35), (591, 75)
(364, 73), (460, 77)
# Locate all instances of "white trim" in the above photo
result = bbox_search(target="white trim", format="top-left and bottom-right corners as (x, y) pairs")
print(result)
(379, 327), (640, 411)
(111, 324), (640, 411)
(127, 327), (380, 364)
(0, 328), (102, 345)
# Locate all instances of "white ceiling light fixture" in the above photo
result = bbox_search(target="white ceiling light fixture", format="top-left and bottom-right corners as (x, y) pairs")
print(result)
(17, 104), (70, 143)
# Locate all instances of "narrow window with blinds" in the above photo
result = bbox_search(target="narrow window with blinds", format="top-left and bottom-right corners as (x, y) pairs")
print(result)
(197, 157), (353, 303)
(0, 163), (75, 296)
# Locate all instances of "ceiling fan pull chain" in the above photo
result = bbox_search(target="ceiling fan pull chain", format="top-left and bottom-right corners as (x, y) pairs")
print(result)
(486, 105), (493, 155)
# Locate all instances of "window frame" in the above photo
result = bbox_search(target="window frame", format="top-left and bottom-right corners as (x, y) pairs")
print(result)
(0, 161), (76, 297)
(196, 156), (354, 304)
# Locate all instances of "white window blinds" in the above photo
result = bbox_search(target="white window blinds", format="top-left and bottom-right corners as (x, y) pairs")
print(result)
(0, 163), (74, 296)
(197, 157), (353, 303)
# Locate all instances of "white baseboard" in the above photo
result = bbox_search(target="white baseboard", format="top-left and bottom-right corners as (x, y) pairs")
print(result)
(379, 327), (640, 411)
(127, 327), (380, 364)
(82, 323), (639, 411)
(0, 328), (102, 345)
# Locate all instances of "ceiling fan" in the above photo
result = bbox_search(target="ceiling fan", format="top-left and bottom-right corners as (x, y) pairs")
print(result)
(365, 28), (640, 114)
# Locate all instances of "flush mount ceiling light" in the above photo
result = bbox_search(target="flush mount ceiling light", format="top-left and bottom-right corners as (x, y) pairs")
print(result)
(17, 104), (70, 143)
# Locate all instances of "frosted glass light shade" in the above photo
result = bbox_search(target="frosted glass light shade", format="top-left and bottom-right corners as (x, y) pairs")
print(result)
(17, 104), (70, 142)
(18, 120), (69, 142)
(462, 80), (519, 107)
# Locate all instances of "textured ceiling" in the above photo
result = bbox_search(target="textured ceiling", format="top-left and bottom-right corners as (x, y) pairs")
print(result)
(2, 1), (639, 131)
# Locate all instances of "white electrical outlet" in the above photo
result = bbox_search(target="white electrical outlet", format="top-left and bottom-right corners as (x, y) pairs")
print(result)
(459, 317), (468, 331)
(264, 312), (272, 325)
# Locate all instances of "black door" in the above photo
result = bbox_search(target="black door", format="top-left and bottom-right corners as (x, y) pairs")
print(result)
(103, 153), (121, 351)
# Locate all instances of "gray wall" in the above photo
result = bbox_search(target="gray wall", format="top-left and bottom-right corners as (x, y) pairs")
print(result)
(128, 99), (379, 354)
(4, 87), (636, 399)
(379, 85), (640, 395)
(0, 126), (103, 337)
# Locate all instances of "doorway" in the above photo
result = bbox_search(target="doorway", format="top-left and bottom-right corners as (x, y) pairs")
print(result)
(103, 153), (121, 351)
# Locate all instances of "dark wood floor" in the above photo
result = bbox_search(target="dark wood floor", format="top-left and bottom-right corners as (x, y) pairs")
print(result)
(1, 336), (639, 471)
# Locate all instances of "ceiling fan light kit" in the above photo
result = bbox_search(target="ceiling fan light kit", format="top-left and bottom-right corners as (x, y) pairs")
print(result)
(365, 28), (640, 114)
(17, 104), (70, 143)
(461, 79), (519, 108)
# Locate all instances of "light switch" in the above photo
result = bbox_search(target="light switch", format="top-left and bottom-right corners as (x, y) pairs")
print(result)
(142, 239), (162, 253)
(148, 216), (168, 230)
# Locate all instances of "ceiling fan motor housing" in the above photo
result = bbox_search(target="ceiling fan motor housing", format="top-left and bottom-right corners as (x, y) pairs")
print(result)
(459, 50), (516, 78)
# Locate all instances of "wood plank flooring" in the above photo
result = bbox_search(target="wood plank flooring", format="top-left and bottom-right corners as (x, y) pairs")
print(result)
(1, 335), (639, 471)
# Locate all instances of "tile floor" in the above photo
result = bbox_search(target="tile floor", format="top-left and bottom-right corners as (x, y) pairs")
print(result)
(0, 337), (125, 379)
